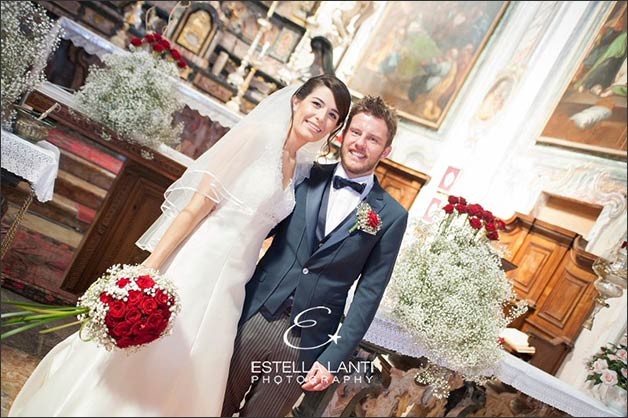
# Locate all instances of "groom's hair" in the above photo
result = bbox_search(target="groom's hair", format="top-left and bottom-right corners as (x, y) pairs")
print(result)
(343, 96), (398, 146)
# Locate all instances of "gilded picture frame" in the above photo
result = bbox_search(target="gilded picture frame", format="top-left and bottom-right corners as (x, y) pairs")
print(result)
(537, 1), (627, 160)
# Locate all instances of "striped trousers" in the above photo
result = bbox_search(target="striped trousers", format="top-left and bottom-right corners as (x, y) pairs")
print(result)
(221, 312), (304, 417)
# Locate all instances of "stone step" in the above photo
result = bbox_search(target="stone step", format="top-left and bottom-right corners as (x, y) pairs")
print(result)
(3, 202), (82, 248)
(58, 148), (116, 190)
(47, 127), (124, 174)
(2, 181), (90, 233)
(54, 169), (107, 210)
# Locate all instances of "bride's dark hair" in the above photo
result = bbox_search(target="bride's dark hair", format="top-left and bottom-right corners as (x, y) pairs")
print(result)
(290, 74), (352, 149)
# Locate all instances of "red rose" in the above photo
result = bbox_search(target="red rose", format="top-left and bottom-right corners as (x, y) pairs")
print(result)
(100, 292), (112, 304)
(153, 32), (162, 41)
(145, 34), (155, 43)
(105, 314), (121, 329)
(131, 320), (149, 336)
(125, 307), (143, 323)
(496, 219), (506, 230)
(170, 49), (181, 60)
(367, 210), (380, 228)
(469, 217), (482, 230)
(130, 37), (143, 47)
(116, 337), (134, 348)
(459, 197), (467, 205)
(160, 39), (170, 49)
(177, 59), (187, 68)
(467, 204), (481, 217)
(140, 298), (158, 314)
(108, 300), (127, 319)
(136, 275), (155, 289)
(485, 222), (497, 232)
(455, 204), (468, 214)
(482, 210), (495, 223)
(153, 43), (165, 53)
(155, 289), (169, 305)
(447, 196), (459, 205)
(127, 290), (143, 305)
(487, 231), (499, 241)
(146, 312), (167, 331)
(443, 204), (454, 214)
(116, 278), (130, 288)
(112, 320), (133, 338)
(134, 332), (157, 345)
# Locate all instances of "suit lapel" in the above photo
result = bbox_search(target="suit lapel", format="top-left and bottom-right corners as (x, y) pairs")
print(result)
(305, 164), (336, 251)
(312, 176), (387, 257)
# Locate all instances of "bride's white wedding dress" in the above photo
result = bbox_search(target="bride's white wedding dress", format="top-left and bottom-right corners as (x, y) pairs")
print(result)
(8, 147), (297, 417)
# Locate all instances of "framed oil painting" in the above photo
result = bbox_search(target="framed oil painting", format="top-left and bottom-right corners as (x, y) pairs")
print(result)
(347, 1), (509, 129)
(538, 1), (627, 160)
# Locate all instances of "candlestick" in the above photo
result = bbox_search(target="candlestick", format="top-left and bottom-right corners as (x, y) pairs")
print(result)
(267, 1), (278, 18)
(259, 42), (271, 60)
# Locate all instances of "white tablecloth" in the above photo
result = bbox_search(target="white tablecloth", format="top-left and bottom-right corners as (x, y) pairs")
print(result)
(363, 312), (623, 417)
(1, 129), (60, 202)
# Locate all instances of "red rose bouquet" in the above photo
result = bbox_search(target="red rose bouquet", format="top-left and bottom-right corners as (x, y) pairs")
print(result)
(1, 264), (181, 352)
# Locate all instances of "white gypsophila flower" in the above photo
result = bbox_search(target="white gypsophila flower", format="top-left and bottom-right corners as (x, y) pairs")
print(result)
(0, 1), (62, 127)
(388, 209), (526, 396)
(74, 50), (184, 149)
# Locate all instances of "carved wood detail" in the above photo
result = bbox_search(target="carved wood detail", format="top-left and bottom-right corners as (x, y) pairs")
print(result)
(503, 214), (598, 375)
(374, 159), (430, 211)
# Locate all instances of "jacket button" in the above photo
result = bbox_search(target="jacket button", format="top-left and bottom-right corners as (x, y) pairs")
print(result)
(302, 268), (309, 275)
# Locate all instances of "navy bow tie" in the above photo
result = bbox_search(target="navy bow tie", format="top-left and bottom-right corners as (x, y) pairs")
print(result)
(332, 175), (365, 194)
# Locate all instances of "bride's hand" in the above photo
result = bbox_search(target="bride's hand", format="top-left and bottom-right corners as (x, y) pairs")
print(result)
(141, 257), (161, 273)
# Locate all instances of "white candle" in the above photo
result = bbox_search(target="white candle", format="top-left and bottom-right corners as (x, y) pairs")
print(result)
(259, 41), (271, 59)
(267, 1), (278, 18)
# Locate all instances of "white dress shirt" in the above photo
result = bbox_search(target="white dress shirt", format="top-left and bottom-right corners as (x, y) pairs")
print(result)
(324, 165), (374, 236)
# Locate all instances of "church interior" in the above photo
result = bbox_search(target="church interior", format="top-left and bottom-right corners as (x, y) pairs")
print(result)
(1, 1), (626, 416)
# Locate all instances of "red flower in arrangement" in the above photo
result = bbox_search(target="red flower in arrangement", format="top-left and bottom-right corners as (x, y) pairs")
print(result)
(350, 203), (382, 235)
(469, 217), (483, 230)
(368, 210), (381, 229)
(442, 195), (506, 242)
(128, 32), (188, 70)
(170, 49), (182, 60)
(486, 231), (499, 241)
(622, 241), (627, 249)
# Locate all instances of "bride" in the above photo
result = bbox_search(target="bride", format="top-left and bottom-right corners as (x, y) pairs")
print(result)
(9, 74), (352, 417)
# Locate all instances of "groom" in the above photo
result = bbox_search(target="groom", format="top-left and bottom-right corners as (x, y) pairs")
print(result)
(221, 96), (408, 417)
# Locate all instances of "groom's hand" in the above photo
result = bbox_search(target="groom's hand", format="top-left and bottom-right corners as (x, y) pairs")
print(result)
(301, 361), (334, 391)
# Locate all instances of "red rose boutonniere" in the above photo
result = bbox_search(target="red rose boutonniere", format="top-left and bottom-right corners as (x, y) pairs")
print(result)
(349, 203), (382, 235)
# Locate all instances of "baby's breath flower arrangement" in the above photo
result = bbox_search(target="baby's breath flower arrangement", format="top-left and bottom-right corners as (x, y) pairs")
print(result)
(0, 1), (62, 128)
(73, 33), (185, 149)
(1, 264), (182, 352)
(389, 195), (527, 398)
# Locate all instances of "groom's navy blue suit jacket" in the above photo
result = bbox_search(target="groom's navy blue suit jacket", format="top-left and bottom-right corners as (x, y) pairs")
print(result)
(240, 162), (408, 372)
